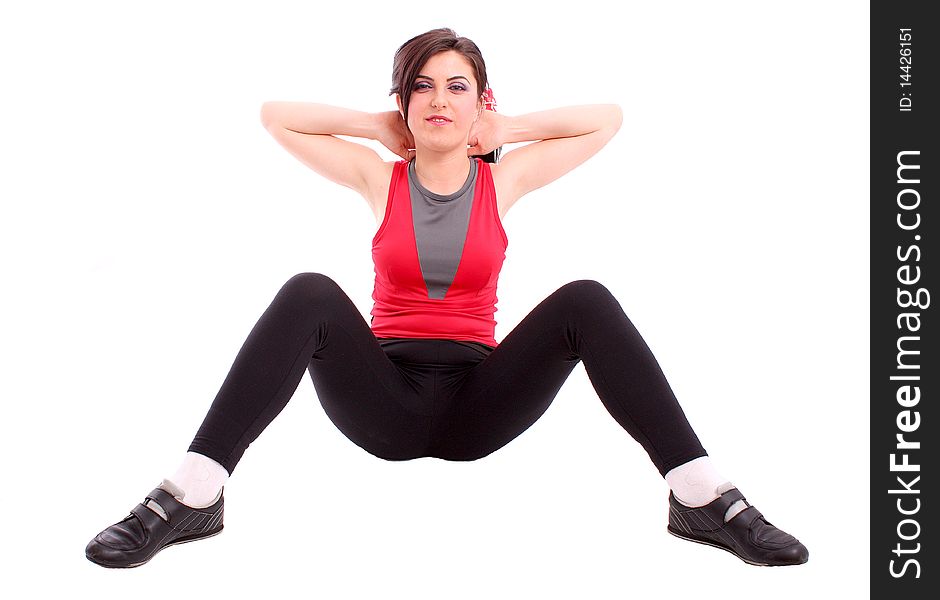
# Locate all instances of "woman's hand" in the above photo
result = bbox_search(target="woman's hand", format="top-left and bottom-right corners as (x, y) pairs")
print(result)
(467, 110), (507, 156)
(375, 111), (416, 161)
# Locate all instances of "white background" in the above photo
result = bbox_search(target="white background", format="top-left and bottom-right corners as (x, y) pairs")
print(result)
(1, 1), (869, 597)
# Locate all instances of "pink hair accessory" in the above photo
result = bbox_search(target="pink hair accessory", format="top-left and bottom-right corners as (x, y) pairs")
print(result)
(482, 87), (497, 112)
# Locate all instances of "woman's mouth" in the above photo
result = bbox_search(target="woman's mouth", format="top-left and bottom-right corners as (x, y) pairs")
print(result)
(426, 115), (451, 126)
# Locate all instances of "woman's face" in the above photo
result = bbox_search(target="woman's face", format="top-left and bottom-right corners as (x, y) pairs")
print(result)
(399, 50), (482, 154)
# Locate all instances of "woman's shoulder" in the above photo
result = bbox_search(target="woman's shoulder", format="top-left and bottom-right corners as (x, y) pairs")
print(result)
(485, 161), (514, 221)
(365, 160), (403, 225)
(363, 159), (400, 195)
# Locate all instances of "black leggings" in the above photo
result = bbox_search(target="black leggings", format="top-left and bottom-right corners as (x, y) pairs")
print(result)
(188, 273), (707, 476)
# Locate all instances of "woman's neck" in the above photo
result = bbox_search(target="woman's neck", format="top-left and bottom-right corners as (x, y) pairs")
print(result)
(413, 151), (473, 196)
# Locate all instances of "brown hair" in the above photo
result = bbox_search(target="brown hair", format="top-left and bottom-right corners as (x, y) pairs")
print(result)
(390, 28), (488, 128)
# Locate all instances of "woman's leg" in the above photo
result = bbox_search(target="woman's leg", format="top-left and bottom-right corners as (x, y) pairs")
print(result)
(429, 279), (706, 474)
(188, 272), (431, 474)
(88, 272), (431, 568)
(427, 279), (808, 566)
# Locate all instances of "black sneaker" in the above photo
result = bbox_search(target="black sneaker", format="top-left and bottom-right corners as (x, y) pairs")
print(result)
(85, 479), (224, 568)
(667, 485), (808, 566)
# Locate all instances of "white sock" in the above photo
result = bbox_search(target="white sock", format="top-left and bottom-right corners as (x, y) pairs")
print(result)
(665, 457), (747, 521)
(164, 451), (229, 508)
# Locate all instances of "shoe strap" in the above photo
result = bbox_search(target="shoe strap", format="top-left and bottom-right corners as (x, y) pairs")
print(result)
(131, 502), (171, 532)
(146, 487), (181, 507)
(705, 487), (747, 522)
(141, 487), (221, 533)
(733, 505), (764, 525)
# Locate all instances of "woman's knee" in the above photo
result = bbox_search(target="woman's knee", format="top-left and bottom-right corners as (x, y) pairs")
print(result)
(276, 272), (345, 307)
(556, 279), (617, 308)
(560, 278), (610, 294)
(552, 279), (633, 331)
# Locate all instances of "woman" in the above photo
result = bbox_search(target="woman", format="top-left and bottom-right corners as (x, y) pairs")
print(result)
(85, 28), (807, 569)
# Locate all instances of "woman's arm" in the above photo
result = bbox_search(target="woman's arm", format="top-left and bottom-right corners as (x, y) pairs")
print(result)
(260, 102), (413, 203)
(477, 105), (623, 213)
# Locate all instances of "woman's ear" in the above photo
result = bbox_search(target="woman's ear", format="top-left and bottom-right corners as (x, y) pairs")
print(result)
(395, 94), (405, 119)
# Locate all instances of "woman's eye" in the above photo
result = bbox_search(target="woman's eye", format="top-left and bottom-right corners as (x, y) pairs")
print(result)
(413, 82), (431, 90)
(449, 84), (468, 92)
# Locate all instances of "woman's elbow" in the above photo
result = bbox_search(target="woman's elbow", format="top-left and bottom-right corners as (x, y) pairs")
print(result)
(607, 104), (623, 132)
(260, 101), (282, 131)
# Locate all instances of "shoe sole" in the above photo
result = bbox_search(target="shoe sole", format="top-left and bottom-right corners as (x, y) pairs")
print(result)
(666, 525), (777, 567)
(86, 525), (224, 569)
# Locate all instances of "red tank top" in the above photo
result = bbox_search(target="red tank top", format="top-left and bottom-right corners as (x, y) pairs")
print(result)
(370, 158), (508, 348)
